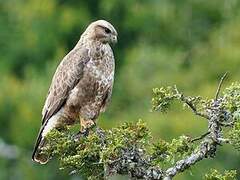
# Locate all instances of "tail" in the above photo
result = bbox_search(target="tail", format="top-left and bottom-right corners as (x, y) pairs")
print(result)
(32, 125), (49, 164)
(32, 112), (61, 164)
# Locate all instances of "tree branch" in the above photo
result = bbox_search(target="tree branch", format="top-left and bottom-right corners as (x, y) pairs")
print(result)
(161, 76), (230, 179)
(191, 132), (210, 142)
(174, 86), (208, 119)
(163, 100), (225, 179)
(105, 98), (229, 179)
(215, 72), (228, 100)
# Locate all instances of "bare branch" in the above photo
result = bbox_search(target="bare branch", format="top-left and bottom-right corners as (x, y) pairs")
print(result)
(215, 72), (228, 100)
(191, 132), (210, 142)
(173, 86), (208, 119)
(219, 121), (234, 127)
(180, 95), (208, 119)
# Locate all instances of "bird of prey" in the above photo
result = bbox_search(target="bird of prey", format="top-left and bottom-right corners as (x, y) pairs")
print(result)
(32, 20), (117, 164)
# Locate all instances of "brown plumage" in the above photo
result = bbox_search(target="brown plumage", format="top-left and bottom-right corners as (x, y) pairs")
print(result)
(32, 20), (117, 164)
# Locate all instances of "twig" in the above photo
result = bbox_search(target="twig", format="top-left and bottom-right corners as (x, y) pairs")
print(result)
(215, 72), (228, 100)
(174, 86), (208, 119)
(216, 138), (230, 144)
(191, 132), (210, 142)
(219, 121), (234, 127)
(181, 96), (208, 119)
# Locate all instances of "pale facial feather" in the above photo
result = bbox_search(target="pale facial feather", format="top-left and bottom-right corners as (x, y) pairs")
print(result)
(84, 20), (118, 44)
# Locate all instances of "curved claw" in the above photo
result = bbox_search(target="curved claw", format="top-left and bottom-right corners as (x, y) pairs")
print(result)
(72, 122), (96, 141)
(72, 130), (89, 141)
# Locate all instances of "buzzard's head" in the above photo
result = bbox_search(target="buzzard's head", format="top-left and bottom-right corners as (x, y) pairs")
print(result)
(85, 20), (118, 44)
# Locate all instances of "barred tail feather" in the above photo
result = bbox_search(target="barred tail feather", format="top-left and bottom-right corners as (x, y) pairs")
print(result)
(32, 111), (60, 164)
(32, 138), (49, 164)
(32, 122), (50, 164)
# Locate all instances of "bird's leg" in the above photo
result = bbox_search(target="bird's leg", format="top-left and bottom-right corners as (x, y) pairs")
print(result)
(80, 118), (96, 133)
(72, 118), (96, 141)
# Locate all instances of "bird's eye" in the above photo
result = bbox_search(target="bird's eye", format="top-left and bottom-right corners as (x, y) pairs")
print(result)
(104, 28), (111, 34)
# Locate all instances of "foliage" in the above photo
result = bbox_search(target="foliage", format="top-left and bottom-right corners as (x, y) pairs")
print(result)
(43, 121), (151, 179)
(222, 82), (240, 113)
(43, 121), (197, 179)
(204, 169), (237, 180)
(221, 83), (240, 151)
(151, 135), (194, 166)
(152, 86), (208, 114)
(227, 122), (240, 151)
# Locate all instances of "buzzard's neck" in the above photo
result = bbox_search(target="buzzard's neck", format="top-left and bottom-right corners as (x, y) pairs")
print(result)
(75, 36), (114, 67)
(76, 36), (106, 49)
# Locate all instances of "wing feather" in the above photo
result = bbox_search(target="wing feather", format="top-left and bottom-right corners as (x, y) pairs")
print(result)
(100, 86), (113, 113)
(32, 47), (90, 162)
(41, 47), (90, 124)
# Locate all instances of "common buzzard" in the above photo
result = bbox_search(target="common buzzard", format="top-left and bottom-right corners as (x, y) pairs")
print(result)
(32, 20), (117, 164)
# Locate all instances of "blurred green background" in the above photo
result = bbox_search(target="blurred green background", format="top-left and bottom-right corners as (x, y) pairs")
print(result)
(0, 0), (240, 179)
